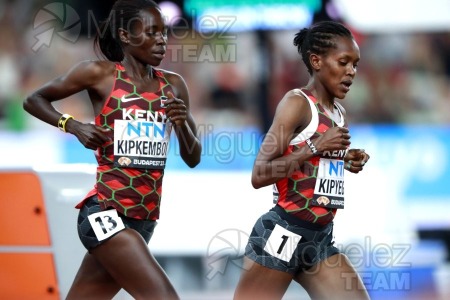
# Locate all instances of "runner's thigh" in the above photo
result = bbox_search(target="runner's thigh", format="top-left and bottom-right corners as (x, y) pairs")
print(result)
(91, 228), (179, 300)
(295, 253), (369, 300)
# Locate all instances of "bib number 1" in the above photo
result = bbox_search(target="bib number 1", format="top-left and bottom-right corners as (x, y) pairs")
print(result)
(87, 209), (126, 242)
(264, 224), (302, 262)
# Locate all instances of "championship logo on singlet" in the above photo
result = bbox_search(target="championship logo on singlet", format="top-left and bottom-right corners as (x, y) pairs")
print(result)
(113, 108), (172, 169)
(312, 157), (345, 209)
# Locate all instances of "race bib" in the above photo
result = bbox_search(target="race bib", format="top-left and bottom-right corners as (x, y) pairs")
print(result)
(264, 224), (302, 262)
(87, 209), (126, 242)
(113, 119), (172, 169)
(312, 158), (345, 209)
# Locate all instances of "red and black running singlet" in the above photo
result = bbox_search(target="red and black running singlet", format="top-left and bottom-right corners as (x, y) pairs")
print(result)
(273, 89), (348, 225)
(78, 63), (174, 220)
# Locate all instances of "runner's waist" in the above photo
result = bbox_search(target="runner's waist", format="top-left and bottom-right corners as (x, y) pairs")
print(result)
(271, 205), (329, 230)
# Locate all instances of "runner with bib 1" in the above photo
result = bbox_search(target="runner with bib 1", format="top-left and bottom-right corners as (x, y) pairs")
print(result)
(234, 21), (370, 300)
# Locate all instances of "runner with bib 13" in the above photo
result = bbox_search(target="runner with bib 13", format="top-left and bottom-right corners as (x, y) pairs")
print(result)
(23, 1), (200, 299)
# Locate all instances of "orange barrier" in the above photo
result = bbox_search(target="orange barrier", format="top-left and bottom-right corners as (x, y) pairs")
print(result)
(0, 171), (59, 300)
(0, 253), (59, 300)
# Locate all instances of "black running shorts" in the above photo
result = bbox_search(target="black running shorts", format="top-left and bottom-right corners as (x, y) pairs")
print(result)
(245, 205), (340, 275)
(77, 195), (157, 251)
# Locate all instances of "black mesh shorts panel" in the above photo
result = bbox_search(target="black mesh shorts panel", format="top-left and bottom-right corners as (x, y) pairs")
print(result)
(77, 195), (157, 251)
(245, 208), (340, 275)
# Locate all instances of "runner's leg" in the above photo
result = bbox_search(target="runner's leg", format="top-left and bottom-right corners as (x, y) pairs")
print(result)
(295, 253), (369, 300)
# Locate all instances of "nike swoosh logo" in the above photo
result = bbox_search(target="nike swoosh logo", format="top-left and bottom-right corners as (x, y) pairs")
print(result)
(121, 95), (142, 102)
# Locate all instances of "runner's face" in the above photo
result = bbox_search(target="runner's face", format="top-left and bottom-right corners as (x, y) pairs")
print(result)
(317, 36), (360, 99)
(126, 7), (168, 66)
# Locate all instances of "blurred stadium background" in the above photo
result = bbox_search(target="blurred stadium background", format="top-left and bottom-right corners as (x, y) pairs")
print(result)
(0, 0), (449, 299)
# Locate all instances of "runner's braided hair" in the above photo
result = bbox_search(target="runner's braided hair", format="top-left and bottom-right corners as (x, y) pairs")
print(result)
(293, 21), (354, 75)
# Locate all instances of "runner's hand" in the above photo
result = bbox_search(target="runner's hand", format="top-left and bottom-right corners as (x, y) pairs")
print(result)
(66, 120), (111, 150)
(344, 149), (370, 173)
(313, 127), (351, 153)
(164, 91), (187, 127)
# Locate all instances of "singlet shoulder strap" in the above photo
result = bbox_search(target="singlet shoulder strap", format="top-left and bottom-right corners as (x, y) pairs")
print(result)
(115, 62), (125, 71)
(333, 102), (345, 127)
(153, 68), (164, 78)
(289, 89), (319, 145)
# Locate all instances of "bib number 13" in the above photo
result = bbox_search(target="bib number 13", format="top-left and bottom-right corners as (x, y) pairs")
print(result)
(87, 209), (126, 242)
(264, 224), (302, 262)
